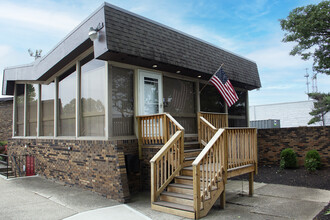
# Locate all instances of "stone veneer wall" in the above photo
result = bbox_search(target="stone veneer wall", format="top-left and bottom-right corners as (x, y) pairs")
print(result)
(0, 100), (13, 141)
(258, 126), (330, 167)
(8, 138), (140, 202)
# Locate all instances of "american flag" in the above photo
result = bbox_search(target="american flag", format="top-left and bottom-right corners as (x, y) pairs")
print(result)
(210, 68), (238, 107)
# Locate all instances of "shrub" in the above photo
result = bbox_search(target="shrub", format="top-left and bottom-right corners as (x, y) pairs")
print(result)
(280, 148), (297, 169)
(0, 141), (7, 146)
(305, 150), (321, 172)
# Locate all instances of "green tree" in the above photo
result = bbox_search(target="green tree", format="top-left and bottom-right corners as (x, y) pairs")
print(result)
(280, 1), (330, 126)
(308, 93), (330, 126)
(280, 1), (330, 75)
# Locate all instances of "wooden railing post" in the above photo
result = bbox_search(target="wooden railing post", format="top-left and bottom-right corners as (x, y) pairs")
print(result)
(138, 117), (143, 159)
(193, 164), (200, 218)
(224, 129), (228, 183)
(254, 129), (258, 174)
(150, 161), (156, 202)
(163, 114), (168, 143)
(197, 112), (201, 146)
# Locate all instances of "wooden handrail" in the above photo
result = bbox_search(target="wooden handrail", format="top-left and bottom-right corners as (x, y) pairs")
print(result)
(192, 128), (227, 217)
(150, 131), (182, 163)
(192, 129), (225, 166)
(139, 113), (185, 203)
(165, 113), (184, 130)
(200, 117), (217, 131)
(150, 130), (184, 202)
(199, 116), (218, 147)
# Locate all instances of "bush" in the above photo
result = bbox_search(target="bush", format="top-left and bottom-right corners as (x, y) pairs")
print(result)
(280, 148), (297, 169)
(305, 150), (321, 172)
(0, 141), (7, 146)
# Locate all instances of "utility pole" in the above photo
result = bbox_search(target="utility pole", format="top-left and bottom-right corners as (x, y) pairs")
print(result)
(304, 68), (309, 99)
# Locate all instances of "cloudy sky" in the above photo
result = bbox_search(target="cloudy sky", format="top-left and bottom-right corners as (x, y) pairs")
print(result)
(0, 0), (328, 106)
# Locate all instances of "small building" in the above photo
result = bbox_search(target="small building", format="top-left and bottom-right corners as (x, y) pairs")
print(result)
(250, 100), (330, 128)
(2, 3), (260, 218)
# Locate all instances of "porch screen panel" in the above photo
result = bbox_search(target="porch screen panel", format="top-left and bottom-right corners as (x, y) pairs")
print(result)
(200, 84), (225, 113)
(15, 84), (25, 136)
(41, 83), (54, 136)
(81, 59), (106, 136)
(228, 90), (247, 127)
(58, 67), (76, 136)
(163, 77), (196, 134)
(27, 84), (38, 136)
(112, 66), (134, 136)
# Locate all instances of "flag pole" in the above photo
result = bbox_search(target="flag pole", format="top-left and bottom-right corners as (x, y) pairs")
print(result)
(199, 63), (224, 93)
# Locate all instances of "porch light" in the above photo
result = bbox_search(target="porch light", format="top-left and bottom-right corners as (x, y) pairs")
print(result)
(152, 64), (158, 68)
(88, 22), (104, 41)
(197, 75), (201, 78)
(176, 70), (181, 74)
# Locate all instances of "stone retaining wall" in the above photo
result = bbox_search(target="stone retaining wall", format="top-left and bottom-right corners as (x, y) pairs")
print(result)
(258, 126), (330, 167)
(8, 138), (140, 202)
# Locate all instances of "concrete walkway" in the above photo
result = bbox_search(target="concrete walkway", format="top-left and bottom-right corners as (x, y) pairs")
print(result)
(0, 175), (329, 220)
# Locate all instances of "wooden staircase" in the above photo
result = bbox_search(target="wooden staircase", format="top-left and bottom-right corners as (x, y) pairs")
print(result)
(151, 139), (226, 218)
(137, 112), (257, 219)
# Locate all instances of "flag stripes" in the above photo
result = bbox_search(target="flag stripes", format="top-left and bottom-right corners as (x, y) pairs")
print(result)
(210, 68), (238, 107)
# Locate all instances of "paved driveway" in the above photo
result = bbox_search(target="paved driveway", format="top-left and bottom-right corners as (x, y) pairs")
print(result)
(0, 175), (329, 219)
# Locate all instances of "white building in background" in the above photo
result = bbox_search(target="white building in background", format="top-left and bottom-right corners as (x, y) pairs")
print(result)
(249, 100), (330, 128)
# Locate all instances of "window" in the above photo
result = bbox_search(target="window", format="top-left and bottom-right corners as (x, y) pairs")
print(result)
(228, 90), (246, 116)
(58, 67), (76, 136)
(15, 84), (24, 136)
(200, 84), (225, 113)
(164, 77), (196, 134)
(228, 90), (247, 127)
(112, 66), (134, 136)
(41, 83), (54, 136)
(26, 84), (38, 136)
(81, 59), (106, 136)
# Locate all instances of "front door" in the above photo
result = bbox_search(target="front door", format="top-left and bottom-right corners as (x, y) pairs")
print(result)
(138, 70), (163, 115)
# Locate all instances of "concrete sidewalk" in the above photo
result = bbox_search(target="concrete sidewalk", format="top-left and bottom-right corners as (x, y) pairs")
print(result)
(0, 175), (329, 220)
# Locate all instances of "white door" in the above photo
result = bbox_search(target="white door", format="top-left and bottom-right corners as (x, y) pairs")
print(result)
(138, 70), (163, 115)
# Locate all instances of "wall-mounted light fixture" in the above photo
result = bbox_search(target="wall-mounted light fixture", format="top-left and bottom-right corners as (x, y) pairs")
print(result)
(88, 22), (104, 41)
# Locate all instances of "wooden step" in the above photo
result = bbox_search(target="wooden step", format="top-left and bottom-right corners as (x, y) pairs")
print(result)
(184, 141), (200, 150)
(160, 191), (194, 206)
(182, 167), (220, 176)
(184, 149), (202, 158)
(167, 183), (194, 195)
(152, 201), (195, 217)
(153, 201), (194, 212)
(174, 175), (193, 185)
(183, 156), (196, 167)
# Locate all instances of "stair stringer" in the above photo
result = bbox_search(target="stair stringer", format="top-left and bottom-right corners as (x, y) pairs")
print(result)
(198, 180), (225, 218)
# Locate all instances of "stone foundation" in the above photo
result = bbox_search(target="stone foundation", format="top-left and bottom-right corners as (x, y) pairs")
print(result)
(8, 138), (140, 202)
(258, 126), (330, 167)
